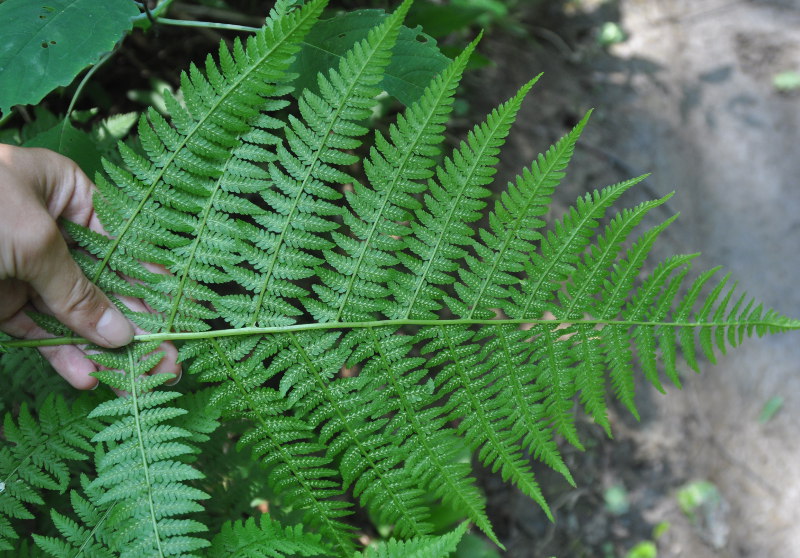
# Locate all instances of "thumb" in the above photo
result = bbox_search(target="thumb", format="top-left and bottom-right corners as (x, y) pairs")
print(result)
(29, 223), (134, 348)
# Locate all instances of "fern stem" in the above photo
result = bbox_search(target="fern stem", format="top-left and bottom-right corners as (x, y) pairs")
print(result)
(3, 317), (798, 348)
(152, 18), (260, 33)
(127, 350), (166, 558)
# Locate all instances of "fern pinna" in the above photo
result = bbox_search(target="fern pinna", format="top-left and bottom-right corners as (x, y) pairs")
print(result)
(0, 0), (798, 556)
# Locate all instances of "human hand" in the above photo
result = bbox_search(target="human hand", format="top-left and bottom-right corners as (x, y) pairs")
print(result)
(0, 144), (180, 389)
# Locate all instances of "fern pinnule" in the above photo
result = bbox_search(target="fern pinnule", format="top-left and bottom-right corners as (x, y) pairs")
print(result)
(506, 175), (647, 321)
(420, 325), (553, 520)
(185, 335), (355, 555)
(33, 473), (115, 558)
(267, 330), (434, 538)
(474, 324), (575, 486)
(341, 327), (498, 544)
(359, 521), (469, 558)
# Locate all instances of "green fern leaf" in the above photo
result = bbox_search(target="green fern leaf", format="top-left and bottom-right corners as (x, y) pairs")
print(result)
(357, 521), (469, 558)
(0, 395), (100, 550)
(2, 3), (799, 557)
(209, 516), (330, 557)
(88, 343), (208, 557)
(33, 473), (115, 558)
(312, 35), (480, 323)
(390, 76), (541, 320)
(344, 327), (499, 544)
(185, 336), (355, 555)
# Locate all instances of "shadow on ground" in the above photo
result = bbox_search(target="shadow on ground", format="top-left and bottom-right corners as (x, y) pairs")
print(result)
(465, 1), (800, 556)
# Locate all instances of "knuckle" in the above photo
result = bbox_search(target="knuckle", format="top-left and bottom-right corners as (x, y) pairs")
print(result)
(14, 221), (62, 280)
(61, 277), (102, 321)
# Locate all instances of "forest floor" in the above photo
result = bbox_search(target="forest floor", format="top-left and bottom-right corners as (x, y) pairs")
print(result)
(465, 1), (800, 556)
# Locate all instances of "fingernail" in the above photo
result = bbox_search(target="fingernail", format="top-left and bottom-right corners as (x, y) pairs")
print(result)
(97, 307), (135, 347)
(90, 381), (100, 390)
(165, 369), (182, 386)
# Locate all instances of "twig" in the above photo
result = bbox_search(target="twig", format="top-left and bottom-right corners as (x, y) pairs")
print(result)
(171, 2), (265, 26)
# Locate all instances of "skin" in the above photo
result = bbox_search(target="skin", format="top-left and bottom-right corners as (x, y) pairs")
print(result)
(0, 144), (180, 389)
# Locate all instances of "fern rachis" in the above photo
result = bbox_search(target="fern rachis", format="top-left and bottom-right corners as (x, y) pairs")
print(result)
(1, 1), (798, 556)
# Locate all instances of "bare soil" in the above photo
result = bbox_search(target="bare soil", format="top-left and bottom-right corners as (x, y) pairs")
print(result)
(466, 1), (800, 556)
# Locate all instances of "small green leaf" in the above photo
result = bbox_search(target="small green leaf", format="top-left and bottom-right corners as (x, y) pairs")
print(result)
(0, 0), (139, 116)
(626, 541), (657, 558)
(652, 521), (671, 540)
(291, 9), (450, 106)
(758, 395), (784, 423)
(604, 483), (630, 515)
(773, 71), (800, 92)
(676, 480), (719, 519)
(598, 22), (626, 46)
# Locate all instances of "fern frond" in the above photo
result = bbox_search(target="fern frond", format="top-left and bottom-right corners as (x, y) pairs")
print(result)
(209, 516), (330, 557)
(357, 521), (469, 558)
(0, 395), (100, 551)
(74, 0), (328, 336)
(88, 343), (208, 557)
(419, 325), (552, 520)
(266, 330), (434, 538)
(505, 175), (648, 321)
(344, 327), (498, 544)
(33, 473), (115, 558)
(3, 4), (799, 557)
(390, 76), (541, 320)
(473, 324), (574, 485)
(184, 336), (355, 555)
(232, 0), (413, 328)
(312, 35), (480, 323)
(449, 111), (592, 320)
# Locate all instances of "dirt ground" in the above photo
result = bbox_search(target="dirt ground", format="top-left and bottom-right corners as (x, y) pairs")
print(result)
(467, 1), (800, 556)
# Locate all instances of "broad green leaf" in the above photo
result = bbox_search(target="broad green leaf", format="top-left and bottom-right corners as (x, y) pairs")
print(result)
(0, 0), (139, 116)
(291, 9), (449, 106)
(23, 119), (102, 178)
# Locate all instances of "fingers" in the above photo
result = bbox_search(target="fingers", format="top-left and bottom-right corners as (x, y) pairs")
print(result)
(117, 294), (182, 384)
(24, 218), (134, 348)
(0, 309), (98, 389)
(0, 145), (179, 390)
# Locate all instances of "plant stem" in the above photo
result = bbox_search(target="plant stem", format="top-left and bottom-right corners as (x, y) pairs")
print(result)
(151, 18), (259, 33)
(2, 317), (798, 349)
